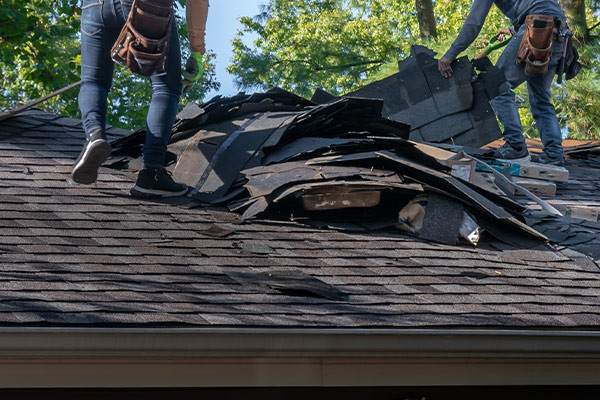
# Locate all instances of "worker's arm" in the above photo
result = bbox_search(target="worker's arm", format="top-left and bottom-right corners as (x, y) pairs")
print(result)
(443, 0), (494, 60)
(439, 0), (493, 78)
(182, 0), (209, 92)
(186, 0), (209, 54)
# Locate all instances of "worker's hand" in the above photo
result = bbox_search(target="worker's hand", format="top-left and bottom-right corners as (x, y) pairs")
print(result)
(438, 56), (454, 78)
(182, 51), (204, 93)
(496, 28), (512, 42)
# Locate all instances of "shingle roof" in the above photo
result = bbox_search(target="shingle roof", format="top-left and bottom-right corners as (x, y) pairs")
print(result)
(1, 109), (600, 328)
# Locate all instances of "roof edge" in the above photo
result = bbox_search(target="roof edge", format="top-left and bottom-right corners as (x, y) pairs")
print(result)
(2, 328), (600, 388)
(1, 327), (600, 359)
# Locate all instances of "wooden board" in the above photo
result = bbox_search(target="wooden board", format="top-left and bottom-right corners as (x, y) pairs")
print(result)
(566, 207), (599, 222)
(510, 176), (557, 197)
(519, 162), (569, 183)
(476, 159), (569, 183)
(301, 189), (382, 211)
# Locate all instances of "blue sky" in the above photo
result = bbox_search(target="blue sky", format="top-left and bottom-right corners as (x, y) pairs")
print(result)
(204, 0), (266, 98)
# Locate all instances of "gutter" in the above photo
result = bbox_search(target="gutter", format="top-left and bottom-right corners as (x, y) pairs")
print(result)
(1, 327), (600, 358)
(1, 328), (600, 388)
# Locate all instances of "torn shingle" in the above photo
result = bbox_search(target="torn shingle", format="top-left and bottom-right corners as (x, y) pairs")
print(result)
(341, 45), (503, 148)
(226, 270), (348, 301)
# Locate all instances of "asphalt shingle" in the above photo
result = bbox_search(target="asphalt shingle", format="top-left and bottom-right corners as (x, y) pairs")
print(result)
(1, 109), (600, 328)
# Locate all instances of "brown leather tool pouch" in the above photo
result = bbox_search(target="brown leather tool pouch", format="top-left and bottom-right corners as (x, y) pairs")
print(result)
(111, 0), (173, 77)
(515, 14), (555, 77)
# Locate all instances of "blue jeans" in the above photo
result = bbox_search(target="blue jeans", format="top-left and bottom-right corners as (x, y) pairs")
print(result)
(79, 0), (182, 169)
(491, 24), (564, 158)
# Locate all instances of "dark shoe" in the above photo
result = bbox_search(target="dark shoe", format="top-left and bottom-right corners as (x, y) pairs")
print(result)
(71, 128), (112, 184)
(532, 152), (565, 166)
(130, 168), (189, 198)
(493, 143), (531, 162)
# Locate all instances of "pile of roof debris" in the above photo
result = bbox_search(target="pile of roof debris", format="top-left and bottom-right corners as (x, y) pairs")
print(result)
(110, 46), (599, 249)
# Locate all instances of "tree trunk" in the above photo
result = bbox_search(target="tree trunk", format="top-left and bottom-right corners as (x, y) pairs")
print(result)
(415, 0), (437, 38)
(558, 0), (588, 42)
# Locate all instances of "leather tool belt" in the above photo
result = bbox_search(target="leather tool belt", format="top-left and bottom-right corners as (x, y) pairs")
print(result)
(111, 0), (173, 77)
(515, 14), (562, 77)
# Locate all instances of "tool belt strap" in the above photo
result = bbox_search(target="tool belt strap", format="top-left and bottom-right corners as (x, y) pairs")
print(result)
(110, 0), (173, 77)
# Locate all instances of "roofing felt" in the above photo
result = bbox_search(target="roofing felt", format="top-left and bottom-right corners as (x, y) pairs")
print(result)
(1, 109), (600, 328)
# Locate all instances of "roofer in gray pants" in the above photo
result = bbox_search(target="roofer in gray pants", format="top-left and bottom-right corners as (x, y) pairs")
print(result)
(438, 0), (567, 166)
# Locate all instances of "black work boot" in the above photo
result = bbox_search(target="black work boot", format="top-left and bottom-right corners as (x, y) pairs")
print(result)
(130, 168), (189, 198)
(532, 152), (565, 167)
(492, 142), (531, 162)
(71, 128), (112, 184)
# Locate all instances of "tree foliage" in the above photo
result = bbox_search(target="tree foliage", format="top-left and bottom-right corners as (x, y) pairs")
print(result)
(1, 0), (80, 112)
(229, 0), (506, 97)
(0, 0), (219, 130)
(3, 1), (598, 138)
(229, 0), (411, 96)
(230, 0), (599, 139)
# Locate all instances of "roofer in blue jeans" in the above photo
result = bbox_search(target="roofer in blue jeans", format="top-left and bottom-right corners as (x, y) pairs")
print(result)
(438, 0), (567, 166)
(72, 0), (209, 197)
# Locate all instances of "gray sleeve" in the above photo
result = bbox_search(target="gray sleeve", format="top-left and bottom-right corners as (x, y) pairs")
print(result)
(443, 0), (494, 60)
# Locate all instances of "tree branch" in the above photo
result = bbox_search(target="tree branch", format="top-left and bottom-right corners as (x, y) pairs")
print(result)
(588, 21), (600, 33)
(314, 60), (384, 71)
(272, 58), (384, 72)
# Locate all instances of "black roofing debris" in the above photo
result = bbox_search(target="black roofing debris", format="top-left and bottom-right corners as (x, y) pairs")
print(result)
(564, 141), (600, 159)
(563, 141), (600, 169)
(109, 46), (600, 250)
(315, 46), (509, 148)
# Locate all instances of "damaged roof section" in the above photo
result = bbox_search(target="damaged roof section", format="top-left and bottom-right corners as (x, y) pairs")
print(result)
(113, 97), (544, 248)
(317, 45), (508, 148)
(109, 46), (598, 250)
(2, 104), (600, 331)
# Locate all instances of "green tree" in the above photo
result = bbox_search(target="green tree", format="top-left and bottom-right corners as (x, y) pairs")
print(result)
(0, 0), (219, 130)
(0, 0), (81, 113)
(229, 0), (507, 96)
(229, 0), (415, 97)
(230, 0), (599, 139)
(559, 0), (589, 41)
